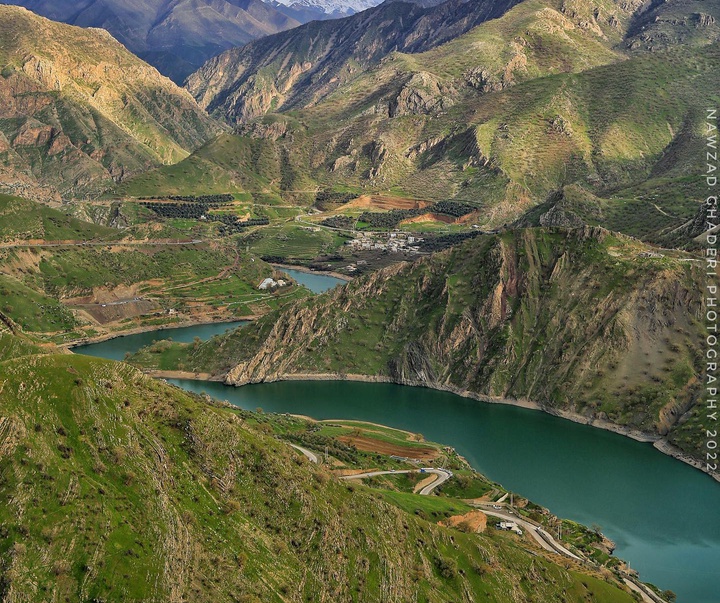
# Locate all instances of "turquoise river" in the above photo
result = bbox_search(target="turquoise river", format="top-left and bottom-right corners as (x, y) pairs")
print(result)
(74, 270), (720, 603)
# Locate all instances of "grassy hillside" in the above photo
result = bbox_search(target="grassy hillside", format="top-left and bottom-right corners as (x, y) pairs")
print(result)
(114, 132), (316, 204)
(0, 194), (118, 242)
(134, 227), (710, 466)
(0, 5), (221, 201)
(134, 43), (719, 236)
(5, 0), (300, 84)
(0, 241), (309, 340)
(0, 347), (638, 602)
(0, 194), (314, 341)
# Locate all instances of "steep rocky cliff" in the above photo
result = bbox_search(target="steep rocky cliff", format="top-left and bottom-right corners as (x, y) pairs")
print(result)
(0, 6), (222, 201)
(177, 228), (707, 462)
(169, 0), (720, 228)
(186, 0), (523, 121)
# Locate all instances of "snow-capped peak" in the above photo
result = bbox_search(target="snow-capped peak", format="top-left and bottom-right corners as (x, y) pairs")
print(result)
(270, 0), (383, 16)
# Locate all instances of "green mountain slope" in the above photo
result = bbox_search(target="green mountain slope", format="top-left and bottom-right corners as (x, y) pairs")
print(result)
(0, 346), (638, 602)
(140, 227), (710, 469)
(170, 0), (720, 237)
(186, 0), (633, 123)
(0, 195), (312, 341)
(0, 194), (117, 242)
(0, 5), (222, 202)
(623, 0), (720, 52)
(131, 42), (719, 235)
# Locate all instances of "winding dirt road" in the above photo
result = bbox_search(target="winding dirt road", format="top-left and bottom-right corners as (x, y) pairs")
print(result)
(338, 468), (452, 495)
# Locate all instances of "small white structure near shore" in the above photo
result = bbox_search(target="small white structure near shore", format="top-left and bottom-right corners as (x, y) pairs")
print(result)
(258, 278), (288, 290)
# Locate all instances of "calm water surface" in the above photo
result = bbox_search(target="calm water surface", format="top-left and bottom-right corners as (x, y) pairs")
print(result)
(73, 321), (247, 361)
(74, 270), (720, 603)
(279, 268), (345, 294)
(164, 379), (720, 603)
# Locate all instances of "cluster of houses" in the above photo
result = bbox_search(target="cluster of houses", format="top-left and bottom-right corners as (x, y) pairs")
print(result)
(347, 231), (423, 254)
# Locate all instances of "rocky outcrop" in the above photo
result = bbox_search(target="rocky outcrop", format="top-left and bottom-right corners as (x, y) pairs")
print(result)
(388, 73), (456, 117)
(538, 205), (586, 228)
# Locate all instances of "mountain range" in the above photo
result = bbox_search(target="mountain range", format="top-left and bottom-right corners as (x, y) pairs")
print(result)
(1, 0), (302, 83)
(135, 226), (711, 471)
(151, 0), (715, 239)
(0, 0), (718, 598)
(269, 0), (382, 19)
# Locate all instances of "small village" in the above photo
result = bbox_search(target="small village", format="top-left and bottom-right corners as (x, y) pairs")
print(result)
(346, 231), (424, 254)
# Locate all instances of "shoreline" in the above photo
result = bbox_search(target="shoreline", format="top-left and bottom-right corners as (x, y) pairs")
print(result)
(270, 263), (353, 282)
(146, 369), (222, 381)
(217, 371), (720, 483)
(61, 265), (349, 349)
(61, 316), (255, 349)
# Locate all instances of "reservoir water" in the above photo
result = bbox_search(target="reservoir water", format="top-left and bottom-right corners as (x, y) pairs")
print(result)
(277, 267), (346, 293)
(163, 379), (720, 603)
(74, 271), (720, 603)
(73, 267), (341, 360)
(73, 321), (247, 361)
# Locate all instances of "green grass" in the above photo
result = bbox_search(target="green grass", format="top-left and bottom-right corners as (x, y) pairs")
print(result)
(434, 470), (497, 500)
(242, 223), (347, 260)
(115, 133), (316, 201)
(380, 490), (472, 518)
(316, 421), (440, 452)
(0, 273), (76, 332)
(0, 194), (118, 242)
(0, 344), (639, 602)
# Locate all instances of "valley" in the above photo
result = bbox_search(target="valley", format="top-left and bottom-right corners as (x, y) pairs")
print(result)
(0, 0), (718, 600)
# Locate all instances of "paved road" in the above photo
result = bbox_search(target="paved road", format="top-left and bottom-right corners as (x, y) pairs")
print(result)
(474, 504), (581, 559)
(295, 454), (664, 602)
(339, 468), (452, 495)
(624, 578), (658, 603)
(289, 444), (318, 463)
(475, 504), (668, 602)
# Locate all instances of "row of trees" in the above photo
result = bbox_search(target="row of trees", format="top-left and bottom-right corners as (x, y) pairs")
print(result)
(139, 194), (234, 205)
(358, 201), (477, 229)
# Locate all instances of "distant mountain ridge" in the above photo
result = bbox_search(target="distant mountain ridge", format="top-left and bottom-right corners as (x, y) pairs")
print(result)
(270, 0), (381, 17)
(187, 0), (720, 123)
(187, 0), (524, 120)
(1, 0), (301, 83)
(174, 0), (720, 233)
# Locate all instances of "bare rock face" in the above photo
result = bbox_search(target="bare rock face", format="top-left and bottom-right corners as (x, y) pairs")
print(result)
(12, 122), (55, 147)
(215, 227), (710, 470)
(388, 73), (455, 117)
(463, 67), (504, 93)
(223, 229), (703, 455)
(187, 0), (524, 122)
(696, 13), (716, 28)
(538, 205), (585, 228)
